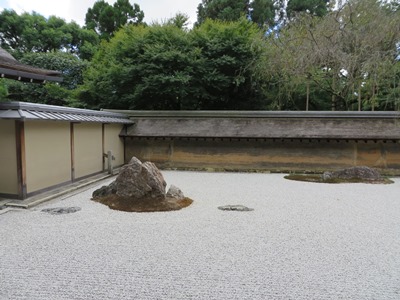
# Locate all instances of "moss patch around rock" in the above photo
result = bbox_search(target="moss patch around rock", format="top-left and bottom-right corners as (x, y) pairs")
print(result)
(91, 194), (194, 212)
(284, 174), (394, 184)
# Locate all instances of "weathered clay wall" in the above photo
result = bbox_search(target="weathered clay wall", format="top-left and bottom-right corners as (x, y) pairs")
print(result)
(119, 111), (400, 175)
(124, 138), (400, 175)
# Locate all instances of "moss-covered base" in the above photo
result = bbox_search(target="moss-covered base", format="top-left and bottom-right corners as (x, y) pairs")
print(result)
(284, 174), (394, 184)
(92, 194), (194, 212)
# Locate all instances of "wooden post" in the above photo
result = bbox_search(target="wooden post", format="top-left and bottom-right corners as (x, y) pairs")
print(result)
(331, 74), (336, 111)
(107, 150), (113, 175)
(70, 123), (75, 182)
(15, 120), (27, 199)
(102, 123), (105, 171)
(306, 81), (310, 111)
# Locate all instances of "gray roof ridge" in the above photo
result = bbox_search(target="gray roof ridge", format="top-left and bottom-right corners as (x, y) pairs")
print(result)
(0, 102), (133, 124)
(0, 101), (129, 118)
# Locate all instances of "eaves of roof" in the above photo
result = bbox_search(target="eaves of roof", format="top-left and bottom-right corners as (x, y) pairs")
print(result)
(0, 47), (63, 83)
(0, 66), (63, 83)
(0, 102), (133, 124)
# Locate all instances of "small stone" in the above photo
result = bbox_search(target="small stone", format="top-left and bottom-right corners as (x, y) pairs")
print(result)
(92, 181), (116, 198)
(218, 205), (254, 212)
(321, 171), (333, 180)
(166, 185), (185, 200)
(41, 207), (81, 215)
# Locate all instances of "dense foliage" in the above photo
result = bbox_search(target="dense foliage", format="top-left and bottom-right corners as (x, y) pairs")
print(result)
(0, 9), (99, 59)
(85, 0), (144, 40)
(80, 18), (267, 110)
(196, 0), (331, 26)
(0, 0), (399, 111)
(263, 0), (400, 110)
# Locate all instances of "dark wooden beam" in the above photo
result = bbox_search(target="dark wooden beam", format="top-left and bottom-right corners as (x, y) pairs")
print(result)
(15, 120), (27, 199)
(102, 123), (105, 171)
(0, 67), (63, 83)
(70, 123), (75, 181)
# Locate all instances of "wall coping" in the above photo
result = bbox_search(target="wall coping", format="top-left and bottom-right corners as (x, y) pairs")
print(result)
(107, 110), (400, 119)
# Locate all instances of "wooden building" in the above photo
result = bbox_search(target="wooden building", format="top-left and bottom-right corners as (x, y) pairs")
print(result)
(116, 110), (400, 175)
(0, 47), (62, 83)
(0, 102), (132, 199)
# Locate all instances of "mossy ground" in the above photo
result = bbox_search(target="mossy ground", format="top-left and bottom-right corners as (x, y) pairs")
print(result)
(284, 174), (394, 184)
(92, 194), (194, 212)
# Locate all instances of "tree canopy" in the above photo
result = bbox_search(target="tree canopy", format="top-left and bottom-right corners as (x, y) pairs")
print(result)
(286, 0), (331, 20)
(0, 9), (99, 59)
(263, 0), (400, 110)
(80, 18), (267, 110)
(196, 0), (332, 27)
(196, 0), (277, 26)
(85, 0), (144, 40)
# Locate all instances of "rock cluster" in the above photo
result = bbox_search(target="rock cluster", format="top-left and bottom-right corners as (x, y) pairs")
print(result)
(322, 166), (384, 182)
(92, 157), (193, 212)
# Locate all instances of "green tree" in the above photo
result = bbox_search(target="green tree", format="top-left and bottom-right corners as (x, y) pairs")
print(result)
(80, 18), (267, 110)
(166, 13), (191, 30)
(66, 23), (100, 60)
(191, 18), (267, 109)
(0, 9), (99, 59)
(286, 0), (330, 20)
(80, 24), (197, 109)
(85, 0), (144, 40)
(196, 0), (276, 27)
(250, 0), (276, 27)
(0, 9), (25, 53)
(262, 0), (400, 111)
(196, 0), (248, 25)
(0, 80), (8, 102)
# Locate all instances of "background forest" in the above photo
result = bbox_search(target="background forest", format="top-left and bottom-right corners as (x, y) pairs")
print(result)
(0, 0), (399, 111)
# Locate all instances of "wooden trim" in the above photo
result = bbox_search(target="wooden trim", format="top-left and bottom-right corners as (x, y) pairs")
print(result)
(70, 123), (75, 181)
(24, 169), (119, 199)
(106, 109), (400, 119)
(15, 120), (27, 199)
(123, 125), (127, 163)
(0, 192), (20, 199)
(102, 123), (105, 170)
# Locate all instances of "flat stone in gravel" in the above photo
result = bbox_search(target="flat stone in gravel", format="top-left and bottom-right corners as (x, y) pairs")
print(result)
(41, 207), (81, 215)
(218, 204), (254, 211)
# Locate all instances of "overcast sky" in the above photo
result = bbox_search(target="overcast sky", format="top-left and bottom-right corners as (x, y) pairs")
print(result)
(0, 0), (200, 27)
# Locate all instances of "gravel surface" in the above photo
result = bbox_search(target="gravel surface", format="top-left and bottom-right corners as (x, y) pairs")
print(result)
(1, 171), (400, 300)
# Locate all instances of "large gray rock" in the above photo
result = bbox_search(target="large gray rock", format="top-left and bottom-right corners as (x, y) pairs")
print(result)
(322, 166), (383, 181)
(115, 157), (166, 199)
(92, 157), (192, 212)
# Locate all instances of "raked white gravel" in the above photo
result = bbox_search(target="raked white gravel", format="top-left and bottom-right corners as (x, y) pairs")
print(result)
(1, 171), (400, 300)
